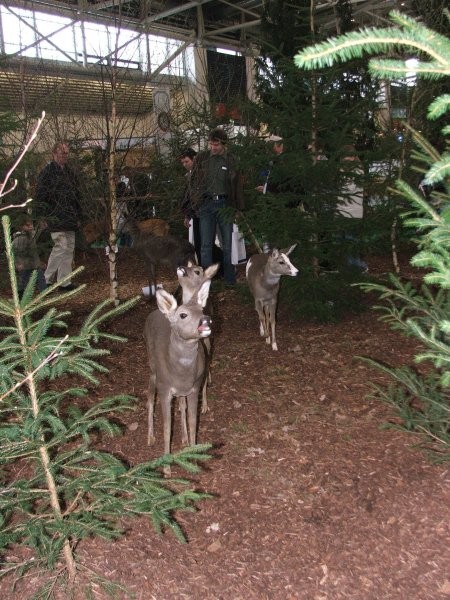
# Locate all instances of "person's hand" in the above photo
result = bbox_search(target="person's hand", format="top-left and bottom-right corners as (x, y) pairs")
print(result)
(255, 185), (264, 193)
(183, 217), (190, 228)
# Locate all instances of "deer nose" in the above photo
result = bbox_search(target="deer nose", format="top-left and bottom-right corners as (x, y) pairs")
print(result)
(177, 266), (187, 277)
(198, 315), (212, 335)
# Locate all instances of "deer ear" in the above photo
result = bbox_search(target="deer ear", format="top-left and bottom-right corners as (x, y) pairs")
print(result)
(204, 263), (220, 280)
(281, 244), (297, 256)
(271, 248), (280, 258)
(196, 280), (211, 308)
(186, 260), (195, 267)
(156, 289), (178, 316)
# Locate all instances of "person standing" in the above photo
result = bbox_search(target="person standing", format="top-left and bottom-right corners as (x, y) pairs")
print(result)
(337, 146), (368, 272)
(190, 128), (243, 285)
(179, 148), (201, 260)
(12, 213), (47, 297)
(256, 135), (285, 195)
(35, 142), (82, 291)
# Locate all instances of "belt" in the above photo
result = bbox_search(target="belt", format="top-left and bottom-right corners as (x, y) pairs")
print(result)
(212, 194), (227, 201)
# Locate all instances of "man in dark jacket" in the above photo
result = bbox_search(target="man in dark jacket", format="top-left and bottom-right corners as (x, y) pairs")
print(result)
(35, 142), (82, 290)
(190, 128), (243, 284)
(179, 148), (201, 259)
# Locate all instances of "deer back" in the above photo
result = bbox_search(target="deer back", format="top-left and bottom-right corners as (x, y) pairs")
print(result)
(137, 218), (169, 237)
(134, 229), (196, 271)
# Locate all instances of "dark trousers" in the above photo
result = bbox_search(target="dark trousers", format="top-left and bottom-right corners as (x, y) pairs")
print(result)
(18, 268), (47, 295)
(198, 197), (235, 284)
(192, 216), (224, 274)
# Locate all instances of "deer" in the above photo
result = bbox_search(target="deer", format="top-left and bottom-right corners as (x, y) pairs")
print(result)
(124, 218), (197, 297)
(246, 245), (299, 351)
(176, 262), (219, 413)
(83, 217), (169, 245)
(144, 280), (212, 476)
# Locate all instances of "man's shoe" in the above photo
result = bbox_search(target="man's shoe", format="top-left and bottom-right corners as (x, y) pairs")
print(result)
(59, 283), (77, 291)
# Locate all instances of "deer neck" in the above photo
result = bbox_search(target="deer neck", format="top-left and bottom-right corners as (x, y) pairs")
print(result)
(263, 264), (281, 287)
(168, 331), (200, 369)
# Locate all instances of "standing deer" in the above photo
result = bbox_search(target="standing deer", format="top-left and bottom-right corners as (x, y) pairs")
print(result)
(144, 280), (212, 475)
(246, 245), (299, 351)
(124, 218), (197, 296)
(176, 262), (219, 413)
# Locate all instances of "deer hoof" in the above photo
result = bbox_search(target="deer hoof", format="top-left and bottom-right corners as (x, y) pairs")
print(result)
(272, 342), (278, 351)
(148, 433), (155, 445)
(201, 402), (209, 414)
(163, 465), (171, 478)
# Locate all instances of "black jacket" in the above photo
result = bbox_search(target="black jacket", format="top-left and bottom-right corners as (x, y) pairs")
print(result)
(180, 170), (196, 220)
(35, 161), (82, 232)
(190, 150), (244, 211)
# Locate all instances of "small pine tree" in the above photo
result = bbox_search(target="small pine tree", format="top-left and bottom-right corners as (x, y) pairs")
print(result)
(295, 10), (449, 460)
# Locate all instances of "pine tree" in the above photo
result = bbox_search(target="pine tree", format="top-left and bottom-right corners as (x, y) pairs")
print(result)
(295, 10), (449, 460)
(242, 0), (393, 320)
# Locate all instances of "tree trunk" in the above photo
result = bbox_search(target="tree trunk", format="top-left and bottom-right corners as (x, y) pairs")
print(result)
(108, 75), (119, 305)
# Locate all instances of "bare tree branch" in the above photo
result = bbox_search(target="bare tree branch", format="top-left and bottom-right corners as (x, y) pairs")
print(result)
(0, 111), (45, 200)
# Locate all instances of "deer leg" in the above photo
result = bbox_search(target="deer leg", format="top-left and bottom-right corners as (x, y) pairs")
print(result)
(146, 374), (156, 445)
(186, 391), (199, 446)
(263, 305), (271, 345)
(268, 302), (278, 351)
(201, 378), (208, 414)
(148, 263), (157, 297)
(201, 339), (210, 413)
(160, 393), (173, 476)
(179, 397), (188, 445)
(255, 300), (268, 339)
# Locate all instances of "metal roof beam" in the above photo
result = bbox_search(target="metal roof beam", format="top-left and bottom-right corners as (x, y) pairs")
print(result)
(88, 0), (135, 10)
(5, 5), (80, 64)
(204, 19), (260, 39)
(149, 37), (194, 79)
(143, 0), (215, 25)
(218, 0), (261, 20)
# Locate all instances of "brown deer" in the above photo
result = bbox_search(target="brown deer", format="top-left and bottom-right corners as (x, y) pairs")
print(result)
(144, 280), (212, 475)
(83, 217), (169, 245)
(176, 262), (219, 413)
(246, 245), (299, 351)
(124, 218), (197, 296)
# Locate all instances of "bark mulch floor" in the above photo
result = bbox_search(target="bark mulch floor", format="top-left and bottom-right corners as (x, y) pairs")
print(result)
(1, 248), (448, 599)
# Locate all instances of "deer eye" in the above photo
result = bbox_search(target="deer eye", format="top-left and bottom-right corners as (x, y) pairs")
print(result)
(180, 312), (188, 319)
(194, 269), (201, 275)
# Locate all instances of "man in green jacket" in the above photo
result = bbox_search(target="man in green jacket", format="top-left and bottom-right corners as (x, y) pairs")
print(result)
(190, 128), (243, 285)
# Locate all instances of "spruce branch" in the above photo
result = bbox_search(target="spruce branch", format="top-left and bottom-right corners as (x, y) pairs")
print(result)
(0, 335), (68, 402)
(428, 93), (450, 119)
(294, 11), (450, 75)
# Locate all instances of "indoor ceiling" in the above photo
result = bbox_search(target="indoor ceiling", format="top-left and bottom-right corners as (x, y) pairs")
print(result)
(4, 0), (411, 53)
(0, 0), (414, 116)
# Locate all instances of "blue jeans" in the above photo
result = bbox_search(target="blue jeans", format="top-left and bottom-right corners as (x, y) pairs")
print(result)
(199, 197), (235, 284)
